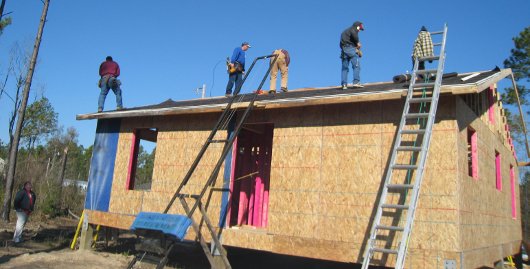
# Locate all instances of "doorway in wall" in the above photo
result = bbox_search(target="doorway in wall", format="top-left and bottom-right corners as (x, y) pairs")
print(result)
(229, 123), (274, 228)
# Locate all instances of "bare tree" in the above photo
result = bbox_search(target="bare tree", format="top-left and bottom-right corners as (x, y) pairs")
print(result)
(2, 0), (50, 221)
(1, 44), (28, 181)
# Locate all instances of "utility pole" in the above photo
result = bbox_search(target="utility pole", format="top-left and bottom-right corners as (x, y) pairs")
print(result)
(1, 0), (50, 222)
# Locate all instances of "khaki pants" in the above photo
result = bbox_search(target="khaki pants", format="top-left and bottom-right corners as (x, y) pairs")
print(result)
(269, 50), (288, 92)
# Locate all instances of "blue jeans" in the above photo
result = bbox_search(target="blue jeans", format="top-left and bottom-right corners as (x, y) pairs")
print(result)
(13, 211), (28, 243)
(225, 72), (243, 95)
(341, 46), (361, 85)
(98, 76), (123, 110)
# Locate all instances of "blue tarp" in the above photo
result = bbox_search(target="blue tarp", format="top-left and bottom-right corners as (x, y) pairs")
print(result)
(130, 212), (192, 240)
(85, 119), (121, 212)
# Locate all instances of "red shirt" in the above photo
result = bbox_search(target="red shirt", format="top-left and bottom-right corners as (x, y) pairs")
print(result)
(25, 190), (34, 215)
(99, 60), (120, 77)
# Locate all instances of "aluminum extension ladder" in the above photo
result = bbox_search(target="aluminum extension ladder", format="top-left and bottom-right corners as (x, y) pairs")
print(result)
(160, 54), (278, 269)
(361, 24), (448, 269)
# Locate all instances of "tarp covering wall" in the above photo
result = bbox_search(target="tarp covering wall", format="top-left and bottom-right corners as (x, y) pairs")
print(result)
(85, 119), (121, 211)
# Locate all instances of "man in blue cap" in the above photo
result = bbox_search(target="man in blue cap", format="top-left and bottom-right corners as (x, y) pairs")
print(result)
(225, 42), (251, 96)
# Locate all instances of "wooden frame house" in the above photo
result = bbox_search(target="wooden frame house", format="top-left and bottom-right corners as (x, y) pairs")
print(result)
(77, 68), (522, 268)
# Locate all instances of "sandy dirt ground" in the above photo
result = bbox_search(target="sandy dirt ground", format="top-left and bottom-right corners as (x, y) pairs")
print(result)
(0, 216), (134, 269)
(1, 216), (525, 269)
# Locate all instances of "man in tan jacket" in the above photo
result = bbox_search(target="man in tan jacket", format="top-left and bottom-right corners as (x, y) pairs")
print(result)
(269, 49), (290, 94)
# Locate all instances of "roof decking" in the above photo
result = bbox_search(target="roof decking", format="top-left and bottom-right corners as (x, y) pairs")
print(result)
(77, 68), (512, 120)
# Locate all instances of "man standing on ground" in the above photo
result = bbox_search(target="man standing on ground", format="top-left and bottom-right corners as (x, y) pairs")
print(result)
(225, 42), (251, 97)
(13, 181), (36, 244)
(98, 56), (123, 112)
(269, 49), (290, 94)
(340, 21), (364, 89)
(411, 26), (434, 71)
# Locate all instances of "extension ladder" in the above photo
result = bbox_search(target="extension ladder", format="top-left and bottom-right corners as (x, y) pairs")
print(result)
(361, 24), (448, 269)
(159, 54), (278, 269)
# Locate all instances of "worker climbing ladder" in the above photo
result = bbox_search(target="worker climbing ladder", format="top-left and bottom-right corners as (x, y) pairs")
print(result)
(127, 54), (278, 269)
(361, 24), (448, 269)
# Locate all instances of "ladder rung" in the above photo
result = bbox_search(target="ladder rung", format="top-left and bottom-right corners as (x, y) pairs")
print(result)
(372, 247), (399, 254)
(209, 139), (229, 143)
(405, 113), (429, 119)
(401, 129), (426, 135)
(386, 184), (414, 189)
(381, 204), (410, 210)
(409, 97), (432, 103)
(413, 82), (435, 88)
(430, 31), (444, 35)
(433, 42), (442, 46)
(376, 225), (404, 231)
(396, 146), (422, 151)
(419, 56), (440, 62)
(415, 69), (437, 75)
(392, 164), (418, 170)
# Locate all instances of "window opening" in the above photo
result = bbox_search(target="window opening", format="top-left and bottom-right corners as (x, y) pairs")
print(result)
(126, 128), (157, 190)
(467, 127), (478, 179)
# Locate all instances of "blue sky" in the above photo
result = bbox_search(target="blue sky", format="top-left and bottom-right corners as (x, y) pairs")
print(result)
(0, 0), (529, 148)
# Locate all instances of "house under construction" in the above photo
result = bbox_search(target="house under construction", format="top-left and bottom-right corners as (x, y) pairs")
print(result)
(77, 64), (522, 268)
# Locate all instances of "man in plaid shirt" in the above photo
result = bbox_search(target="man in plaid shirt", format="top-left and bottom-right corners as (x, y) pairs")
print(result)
(412, 26), (434, 70)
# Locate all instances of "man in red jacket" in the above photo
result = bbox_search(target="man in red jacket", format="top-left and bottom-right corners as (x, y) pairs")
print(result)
(13, 181), (36, 244)
(98, 56), (123, 112)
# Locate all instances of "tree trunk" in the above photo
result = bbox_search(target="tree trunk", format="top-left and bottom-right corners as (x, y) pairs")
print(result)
(57, 147), (68, 208)
(0, 0), (6, 21)
(1, 0), (50, 222)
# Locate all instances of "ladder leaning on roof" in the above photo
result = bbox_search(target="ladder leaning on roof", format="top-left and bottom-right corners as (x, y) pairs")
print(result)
(361, 24), (448, 269)
(160, 54), (278, 269)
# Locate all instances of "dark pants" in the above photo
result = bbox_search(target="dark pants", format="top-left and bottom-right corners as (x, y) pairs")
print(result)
(225, 72), (243, 95)
(412, 58), (425, 71)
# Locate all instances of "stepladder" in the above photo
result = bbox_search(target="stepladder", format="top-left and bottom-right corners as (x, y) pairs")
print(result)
(361, 24), (448, 269)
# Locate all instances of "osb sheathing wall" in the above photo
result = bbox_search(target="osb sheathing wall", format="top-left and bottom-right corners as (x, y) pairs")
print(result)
(81, 95), (458, 268)
(456, 96), (521, 268)
(110, 112), (228, 226)
(221, 97), (461, 268)
(83, 96), (468, 268)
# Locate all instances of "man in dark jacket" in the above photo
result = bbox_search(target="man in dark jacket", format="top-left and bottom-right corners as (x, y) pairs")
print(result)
(98, 56), (123, 112)
(340, 21), (364, 89)
(13, 181), (36, 243)
(225, 42), (251, 96)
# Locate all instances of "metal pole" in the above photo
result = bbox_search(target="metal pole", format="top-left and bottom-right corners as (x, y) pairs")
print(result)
(202, 84), (206, 99)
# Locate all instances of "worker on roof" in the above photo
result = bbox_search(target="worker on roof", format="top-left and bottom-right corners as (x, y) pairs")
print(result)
(98, 56), (123, 112)
(225, 42), (251, 97)
(268, 49), (290, 94)
(412, 26), (434, 71)
(340, 21), (364, 90)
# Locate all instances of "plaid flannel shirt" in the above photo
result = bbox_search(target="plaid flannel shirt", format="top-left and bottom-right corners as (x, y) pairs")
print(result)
(412, 31), (434, 60)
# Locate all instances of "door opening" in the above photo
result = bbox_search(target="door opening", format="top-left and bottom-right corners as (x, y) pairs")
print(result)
(229, 123), (273, 228)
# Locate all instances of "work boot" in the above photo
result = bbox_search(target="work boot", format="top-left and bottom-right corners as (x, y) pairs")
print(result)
(269, 90), (276, 94)
(341, 84), (348, 90)
(98, 108), (103, 113)
(281, 87), (288, 93)
(117, 106), (123, 111)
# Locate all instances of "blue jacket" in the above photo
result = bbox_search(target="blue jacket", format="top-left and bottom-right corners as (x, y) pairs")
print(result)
(230, 47), (246, 70)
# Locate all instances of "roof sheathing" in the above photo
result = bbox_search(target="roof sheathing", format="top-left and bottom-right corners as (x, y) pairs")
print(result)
(77, 69), (512, 120)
